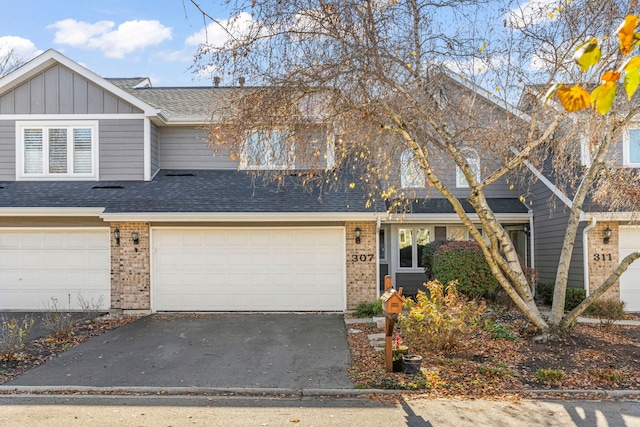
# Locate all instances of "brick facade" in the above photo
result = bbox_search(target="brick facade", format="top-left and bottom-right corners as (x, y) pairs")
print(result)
(587, 222), (620, 301)
(345, 221), (378, 309)
(110, 222), (151, 311)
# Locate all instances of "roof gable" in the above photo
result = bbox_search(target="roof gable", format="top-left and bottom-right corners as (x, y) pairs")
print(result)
(0, 49), (157, 116)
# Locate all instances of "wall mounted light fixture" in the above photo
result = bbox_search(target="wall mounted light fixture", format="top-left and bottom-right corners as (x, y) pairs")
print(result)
(355, 226), (361, 244)
(604, 227), (612, 244)
(132, 232), (140, 245)
(114, 228), (120, 246)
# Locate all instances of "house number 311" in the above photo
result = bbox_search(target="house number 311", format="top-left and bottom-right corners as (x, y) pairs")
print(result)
(593, 253), (613, 261)
(351, 254), (375, 262)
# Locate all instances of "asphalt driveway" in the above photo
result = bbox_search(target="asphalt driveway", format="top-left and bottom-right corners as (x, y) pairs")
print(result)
(6, 313), (354, 390)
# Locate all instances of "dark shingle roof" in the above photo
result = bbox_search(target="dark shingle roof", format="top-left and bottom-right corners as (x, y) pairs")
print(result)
(0, 170), (385, 214)
(389, 198), (530, 214)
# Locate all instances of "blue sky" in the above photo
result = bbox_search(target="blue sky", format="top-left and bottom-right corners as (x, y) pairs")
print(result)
(0, 0), (231, 86)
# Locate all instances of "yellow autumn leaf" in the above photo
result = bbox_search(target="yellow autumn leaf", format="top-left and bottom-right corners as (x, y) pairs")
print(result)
(556, 85), (590, 112)
(544, 83), (561, 105)
(349, 183), (355, 188)
(624, 68), (640, 100)
(572, 37), (601, 72)
(618, 14), (640, 56)
(590, 81), (617, 115)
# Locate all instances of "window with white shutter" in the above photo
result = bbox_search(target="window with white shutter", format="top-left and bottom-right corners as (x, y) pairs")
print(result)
(17, 122), (98, 180)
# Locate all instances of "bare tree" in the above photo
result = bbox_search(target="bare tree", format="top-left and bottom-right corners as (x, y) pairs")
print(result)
(0, 46), (26, 77)
(189, 0), (640, 333)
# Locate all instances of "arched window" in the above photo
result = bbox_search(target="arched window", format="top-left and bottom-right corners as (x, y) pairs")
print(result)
(456, 148), (480, 188)
(400, 150), (425, 188)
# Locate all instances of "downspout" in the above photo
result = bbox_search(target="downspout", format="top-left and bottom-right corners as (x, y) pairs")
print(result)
(582, 217), (597, 296)
(376, 216), (381, 299)
(529, 214), (535, 270)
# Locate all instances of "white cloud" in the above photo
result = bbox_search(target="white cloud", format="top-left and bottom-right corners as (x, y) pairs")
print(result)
(506, 0), (564, 28)
(185, 12), (254, 48)
(0, 36), (42, 63)
(48, 19), (172, 59)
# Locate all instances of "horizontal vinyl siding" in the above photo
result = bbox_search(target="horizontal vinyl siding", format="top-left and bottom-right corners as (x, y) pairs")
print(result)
(159, 127), (237, 170)
(0, 65), (142, 115)
(151, 122), (159, 177)
(531, 179), (584, 288)
(99, 119), (144, 180)
(0, 120), (15, 180)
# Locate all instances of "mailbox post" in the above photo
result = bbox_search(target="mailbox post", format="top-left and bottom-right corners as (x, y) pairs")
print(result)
(380, 275), (405, 373)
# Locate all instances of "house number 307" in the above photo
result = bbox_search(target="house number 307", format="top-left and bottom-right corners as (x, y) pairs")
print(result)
(351, 254), (375, 262)
(593, 253), (613, 261)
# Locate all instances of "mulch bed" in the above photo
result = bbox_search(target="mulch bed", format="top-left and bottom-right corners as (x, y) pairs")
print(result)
(347, 312), (640, 400)
(0, 314), (141, 385)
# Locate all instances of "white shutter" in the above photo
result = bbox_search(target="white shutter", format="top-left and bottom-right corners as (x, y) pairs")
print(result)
(23, 129), (43, 174)
(48, 128), (68, 174)
(73, 128), (92, 173)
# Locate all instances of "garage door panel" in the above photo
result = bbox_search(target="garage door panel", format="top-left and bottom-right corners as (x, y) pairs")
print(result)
(619, 227), (640, 312)
(153, 228), (345, 311)
(0, 230), (110, 310)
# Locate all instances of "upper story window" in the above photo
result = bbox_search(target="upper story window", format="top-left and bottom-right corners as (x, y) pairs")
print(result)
(17, 121), (98, 180)
(456, 148), (480, 188)
(624, 128), (640, 167)
(401, 150), (425, 188)
(242, 130), (294, 170)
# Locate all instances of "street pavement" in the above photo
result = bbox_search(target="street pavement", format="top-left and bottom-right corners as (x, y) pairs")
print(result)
(0, 394), (639, 426)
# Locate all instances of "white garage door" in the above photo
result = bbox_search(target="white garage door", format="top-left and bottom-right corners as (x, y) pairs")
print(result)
(619, 226), (640, 312)
(0, 229), (110, 310)
(152, 227), (345, 311)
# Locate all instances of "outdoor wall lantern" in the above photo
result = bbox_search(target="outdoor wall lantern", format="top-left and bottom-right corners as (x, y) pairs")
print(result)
(604, 227), (612, 244)
(114, 228), (120, 246)
(355, 226), (362, 244)
(132, 232), (140, 245)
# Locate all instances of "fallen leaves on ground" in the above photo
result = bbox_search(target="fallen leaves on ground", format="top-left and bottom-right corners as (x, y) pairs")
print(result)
(0, 314), (141, 385)
(347, 311), (640, 400)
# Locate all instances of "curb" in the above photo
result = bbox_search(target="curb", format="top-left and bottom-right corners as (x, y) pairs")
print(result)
(0, 385), (402, 397)
(1, 385), (638, 399)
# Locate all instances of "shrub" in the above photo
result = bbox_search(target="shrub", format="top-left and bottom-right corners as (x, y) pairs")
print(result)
(490, 324), (520, 342)
(354, 299), (383, 317)
(0, 315), (34, 361)
(421, 239), (449, 280)
(77, 294), (106, 324)
(584, 299), (626, 328)
(431, 240), (499, 299)
(400, 280), (486, 351)
(535, 283), (586, 311)
(536, 368), (564, 384)
(43, 298), (75, 341)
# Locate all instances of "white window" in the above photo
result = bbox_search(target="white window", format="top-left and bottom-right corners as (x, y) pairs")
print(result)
(456, 148), (480, 188)
(624, 128), (640, 167)
(401, 150), (425, 188)
(17, 121), (98, 180)
(242, 130), (294, 170)
(398, 227), (430, 269)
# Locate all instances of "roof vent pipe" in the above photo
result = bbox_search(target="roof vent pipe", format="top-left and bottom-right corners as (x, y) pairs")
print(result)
(238, 77), (245, 87)
(213, 76), (221, 87)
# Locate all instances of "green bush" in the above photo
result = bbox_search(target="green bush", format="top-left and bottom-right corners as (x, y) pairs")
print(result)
(421, 239), (449, 280)
(431, 240), (499, 299)
(536, 283), (586, 311)
(354, 299), (383, 317)
(584, 299), (626, 327)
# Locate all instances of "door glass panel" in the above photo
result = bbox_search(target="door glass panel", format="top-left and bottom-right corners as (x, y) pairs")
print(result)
(399, 228), (412, 267)
(416, 228), (430, 268)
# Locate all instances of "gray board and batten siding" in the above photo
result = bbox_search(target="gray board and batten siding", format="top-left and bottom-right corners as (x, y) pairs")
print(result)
(0, 64), (142, 115)
(530, 177), (585, 289)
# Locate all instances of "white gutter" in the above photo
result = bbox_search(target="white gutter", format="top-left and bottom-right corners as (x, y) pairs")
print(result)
(582, 217), (597, 296)
(100, 212), (383, 222)
(386, 212), (532, 223)
(0, 207), (105, 217)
